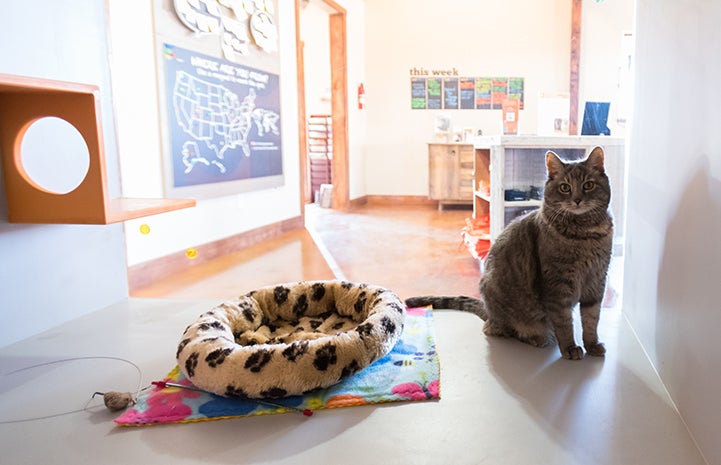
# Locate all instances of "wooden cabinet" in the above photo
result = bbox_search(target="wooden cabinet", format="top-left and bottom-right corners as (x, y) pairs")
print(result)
(473, 135), (625, 252)
(428, 142), (474, 209)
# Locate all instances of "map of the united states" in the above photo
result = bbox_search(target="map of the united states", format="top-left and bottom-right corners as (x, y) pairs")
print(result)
(172, 70), (279, 174)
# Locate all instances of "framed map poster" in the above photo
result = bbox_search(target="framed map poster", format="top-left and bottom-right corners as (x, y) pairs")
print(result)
(161, 44), (282, 192)
(153, 0), (283, 199)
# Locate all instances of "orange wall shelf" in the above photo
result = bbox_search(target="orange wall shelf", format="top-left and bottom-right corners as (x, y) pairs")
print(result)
(0, 73), (195, 224)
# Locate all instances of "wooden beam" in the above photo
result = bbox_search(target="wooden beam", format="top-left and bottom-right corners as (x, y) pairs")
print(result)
(569, 0), (582, 135)
(295, 0), (310, 209)
(329, 11), (349, 209)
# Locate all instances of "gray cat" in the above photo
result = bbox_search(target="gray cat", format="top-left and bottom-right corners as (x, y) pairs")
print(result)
(406, 147), (613, 360)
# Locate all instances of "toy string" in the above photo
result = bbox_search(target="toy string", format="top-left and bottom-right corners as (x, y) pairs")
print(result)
(0, 356), (146, 424)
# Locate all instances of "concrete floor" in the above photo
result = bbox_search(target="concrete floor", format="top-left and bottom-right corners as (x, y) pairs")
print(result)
(0, 203), (707, 464)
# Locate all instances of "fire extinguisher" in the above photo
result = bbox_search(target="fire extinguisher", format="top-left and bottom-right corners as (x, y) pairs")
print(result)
(357, 83), (365, 109)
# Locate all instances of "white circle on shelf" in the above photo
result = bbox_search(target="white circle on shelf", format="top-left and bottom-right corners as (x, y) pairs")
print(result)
(20, 116), (90, 194)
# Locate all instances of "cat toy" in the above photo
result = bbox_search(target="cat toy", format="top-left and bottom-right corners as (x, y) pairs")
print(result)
(93, 381), (313, 417)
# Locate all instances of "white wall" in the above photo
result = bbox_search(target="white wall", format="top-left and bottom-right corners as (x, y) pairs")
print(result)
(109, 1), (303, 266)
(624, 1), (721, 463)
(341, 0), (367, 200)
(579, 0), (635, 137)
(301, 2), (332, 117)
(0, 0), (128, 347)
(362, 0), (632, 197)
(363, 0), (570, 196)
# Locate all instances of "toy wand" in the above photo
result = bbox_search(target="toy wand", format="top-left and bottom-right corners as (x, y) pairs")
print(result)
(151, 380), (313, 417)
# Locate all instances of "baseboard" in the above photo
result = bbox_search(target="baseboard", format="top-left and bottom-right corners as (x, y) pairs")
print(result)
(127, 215), (304, 293)
(349, 195), (438, 208)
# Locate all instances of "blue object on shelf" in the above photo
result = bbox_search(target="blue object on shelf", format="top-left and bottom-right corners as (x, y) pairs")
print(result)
(581, 101), (611, 136)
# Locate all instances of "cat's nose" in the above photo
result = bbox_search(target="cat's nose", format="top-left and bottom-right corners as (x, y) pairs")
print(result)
(574, 199), (582, 205)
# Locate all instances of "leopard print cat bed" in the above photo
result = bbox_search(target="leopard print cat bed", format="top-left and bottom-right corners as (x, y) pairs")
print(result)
(176, 281), (406, 399)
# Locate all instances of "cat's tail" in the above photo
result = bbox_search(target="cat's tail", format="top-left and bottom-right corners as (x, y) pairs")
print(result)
(404, 295), (487, 321)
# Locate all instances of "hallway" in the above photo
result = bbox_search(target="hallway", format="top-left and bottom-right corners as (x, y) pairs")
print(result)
(130, 203), (481, 301)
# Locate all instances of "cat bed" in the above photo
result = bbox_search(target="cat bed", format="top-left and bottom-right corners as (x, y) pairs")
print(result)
(176, 280), (406, 399)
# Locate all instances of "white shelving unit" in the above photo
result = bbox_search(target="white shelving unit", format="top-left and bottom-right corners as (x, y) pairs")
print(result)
(473, 135), (626, 252)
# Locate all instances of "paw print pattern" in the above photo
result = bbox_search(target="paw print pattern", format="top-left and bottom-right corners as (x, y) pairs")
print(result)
(341, 359), (360, 378)
(311, 282), (326, 301)
(293, 294), (309, 317)
(356, 322), (374, 338)
(244, 349), (273, 372)
(388, 302), (405, 314)
(176, 338), (191, 358)
(354, 291), (367, 314)
(185, 352), (199, 377)
(381, 316), (397, 335)
(282, 340), (309, 362)
(260, 387), (288, 399)
(369, 289), (389, 307)
(273, 286), (290, 305)
(313, 343), (338, 371)
(177, 281), (405, 398)
(206, 347), (233, 367)
(225, 384), (249, 399)
(198, 321), (225, 331)
(240, 302), (256, 322)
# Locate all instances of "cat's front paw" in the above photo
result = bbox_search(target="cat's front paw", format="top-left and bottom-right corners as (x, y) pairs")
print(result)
(561, 345), (584, 360)
(585, 342), (606, 357)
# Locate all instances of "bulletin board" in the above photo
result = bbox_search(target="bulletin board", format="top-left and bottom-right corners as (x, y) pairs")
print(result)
(153, 0), (283, 200)
(410, 76), (524, 111)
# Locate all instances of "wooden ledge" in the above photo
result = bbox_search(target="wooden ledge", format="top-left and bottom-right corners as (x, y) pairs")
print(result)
(0, 73), (194, 224)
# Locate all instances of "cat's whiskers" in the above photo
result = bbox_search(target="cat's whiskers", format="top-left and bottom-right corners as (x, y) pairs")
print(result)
(548, 205), (567, 225)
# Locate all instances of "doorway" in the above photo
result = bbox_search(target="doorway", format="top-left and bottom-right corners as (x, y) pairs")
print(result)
(295, 0), (349, 212)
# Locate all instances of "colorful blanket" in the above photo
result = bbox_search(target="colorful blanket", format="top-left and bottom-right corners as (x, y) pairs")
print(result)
(115, 307), (439, 426)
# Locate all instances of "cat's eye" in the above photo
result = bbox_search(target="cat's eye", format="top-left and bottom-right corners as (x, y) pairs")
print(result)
(559, 183), (571, 194)
(583, 181), (595, 191)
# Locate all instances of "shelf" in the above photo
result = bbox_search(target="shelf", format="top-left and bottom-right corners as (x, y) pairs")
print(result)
(474, 134), (625, 150)
(0, 72), (195, 224)
(474, 190), (491, 202)
(106, 198), (196, 223)
(473, 136), (625, 243)
(504, 199), (542, 208)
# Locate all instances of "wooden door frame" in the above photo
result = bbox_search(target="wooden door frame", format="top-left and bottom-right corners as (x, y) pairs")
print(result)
(295, 0), (349, 214)
(569, 0), (582, 135)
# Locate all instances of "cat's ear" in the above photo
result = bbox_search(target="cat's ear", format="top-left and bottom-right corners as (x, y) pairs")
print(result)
(586, 146), (606, 173)
(545, 151), (564, 179)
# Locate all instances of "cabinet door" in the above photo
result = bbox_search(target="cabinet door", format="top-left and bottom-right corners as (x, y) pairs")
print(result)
(428, 144), (460, 200)
(457, 144), (475, 199)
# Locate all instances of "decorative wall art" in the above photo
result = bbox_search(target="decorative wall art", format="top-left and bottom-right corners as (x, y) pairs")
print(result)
(173, 0), (278, 60)
(162, 44), (282, 188)
(409, 67), (524, 111)
(154, 0), (283, 199)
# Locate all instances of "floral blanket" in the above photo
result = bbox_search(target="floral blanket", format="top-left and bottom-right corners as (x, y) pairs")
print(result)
(115, 307), (439, 426)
